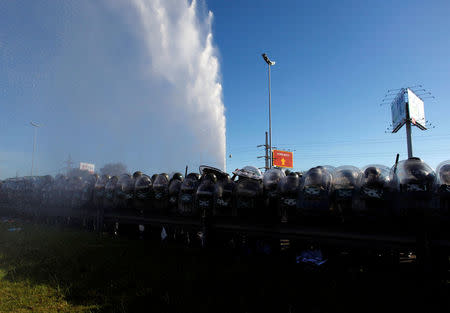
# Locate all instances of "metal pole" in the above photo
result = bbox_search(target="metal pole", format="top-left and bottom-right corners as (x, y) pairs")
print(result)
(393, 153), (400, 174)
(31, 126), (37, 176)
(30, 122), (40, 176)
(405, 102), (413, 158)
(265, 131), (269, 170)
(268, 64), (272, 168)
(406, 122), (413, 158)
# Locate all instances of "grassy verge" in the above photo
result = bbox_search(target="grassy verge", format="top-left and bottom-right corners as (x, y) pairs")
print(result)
(0, 220), (271, 313)
(0, 220), (100, 312)
(0, 218), (448, 312)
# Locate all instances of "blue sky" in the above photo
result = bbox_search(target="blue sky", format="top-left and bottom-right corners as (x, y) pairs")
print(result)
(1, 0), (449, 178)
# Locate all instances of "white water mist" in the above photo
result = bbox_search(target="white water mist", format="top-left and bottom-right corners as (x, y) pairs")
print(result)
(0, 0), (226, 177)
(127, 0), (226, 170)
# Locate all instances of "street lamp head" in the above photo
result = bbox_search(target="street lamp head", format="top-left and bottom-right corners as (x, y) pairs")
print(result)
(262, 53), (275, 66)
(30, 121), (40, 128)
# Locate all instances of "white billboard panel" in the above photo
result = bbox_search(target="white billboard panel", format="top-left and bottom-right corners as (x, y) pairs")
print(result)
(407, 88), (426, 130)
(391, 89), (406, 133)
(80, 162), (95, 174)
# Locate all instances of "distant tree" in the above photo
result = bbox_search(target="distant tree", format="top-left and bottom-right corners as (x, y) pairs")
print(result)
(99, 162), (128, 177)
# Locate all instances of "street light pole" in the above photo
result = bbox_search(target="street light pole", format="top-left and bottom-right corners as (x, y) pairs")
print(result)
(30, 121), (40, 176)
(262, 53), (275, 168)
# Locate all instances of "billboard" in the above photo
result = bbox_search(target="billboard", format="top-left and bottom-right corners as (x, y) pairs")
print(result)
(80, 162), (95, 174)
(272, 150), (293, 168)
(391, 89), (406, 133)
(406, 88), (426, 130)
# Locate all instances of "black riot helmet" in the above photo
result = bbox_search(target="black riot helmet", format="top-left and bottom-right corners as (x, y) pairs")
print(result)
(440, 164), (450, 185)
(197, 172), (217, 197)
(263, 168), (285, 191)
(406, 159), (428, 180)
(133, 171), (143, 179)
(308, 166), (326, 185)
(279, 171), (300, 194)
(360, 165), (391, 189)
(171, 172), (184, 182)
(180, 173), (200, 192)
(401, 157), (435, 185)
(436, 160), (450, 185)
(286, 171), (299, 183)
(220, 173), (232, 184)
(153, 173), (169, 188)
(202, 172), (217, 184)
(91, 173), (99, 181)
(363, 166), (380, 187)
(393, 157), (436, 192)
(186, 172), (201, 181)
(109, 176), (119, 185)
(98, 174), (110, 185)
(342, 171), (355, 184)
(84, 174), (98, 185)
(118, 173), (132, 184)
(135, 174), (152, 189)
(333, 166), (361, 188)
(364, 166), (381, 181)
(43, 175), (53, 184)
(302, 166), (334, 193)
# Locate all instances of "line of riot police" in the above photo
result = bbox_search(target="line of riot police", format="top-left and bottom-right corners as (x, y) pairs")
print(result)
(0, 158), (449, 233)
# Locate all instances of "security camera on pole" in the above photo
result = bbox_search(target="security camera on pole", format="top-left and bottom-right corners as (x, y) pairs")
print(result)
(262, 53), (275, 168)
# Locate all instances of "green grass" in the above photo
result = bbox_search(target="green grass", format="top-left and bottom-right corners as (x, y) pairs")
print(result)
(0, 220), (266, 313)
(0, 218), (448, 313)
(0, 271), (94, 313)
(0, 221), (100, 312)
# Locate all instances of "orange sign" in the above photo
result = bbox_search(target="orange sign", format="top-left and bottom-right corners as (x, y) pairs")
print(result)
(272, 150), (293, 168)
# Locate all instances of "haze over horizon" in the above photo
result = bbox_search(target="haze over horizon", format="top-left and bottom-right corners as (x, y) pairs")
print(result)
(1, 0), (450, 178)
(1, 0), (226, 178)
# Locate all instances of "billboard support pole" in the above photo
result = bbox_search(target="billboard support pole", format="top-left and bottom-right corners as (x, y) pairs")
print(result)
(406, 121), (413, 158)
(405, 102), (413, 158)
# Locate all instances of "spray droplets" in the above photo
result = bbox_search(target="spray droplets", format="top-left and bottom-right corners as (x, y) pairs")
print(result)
(127, 0), (226, 170)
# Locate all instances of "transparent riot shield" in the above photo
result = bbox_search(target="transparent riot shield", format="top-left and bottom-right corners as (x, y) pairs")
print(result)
(298, 166), (335, 222)
(356, 165), (394, 222)
(134, 174), (153, 214)
(152, 173), (170, 215)
(278, 172), (301, 223)
(233, 166), (263, 220)
(332, 166), (362, 222)
(436, 160), (450, 218)
(391, 157), (436, 225)
(178, 173), (200, 216)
